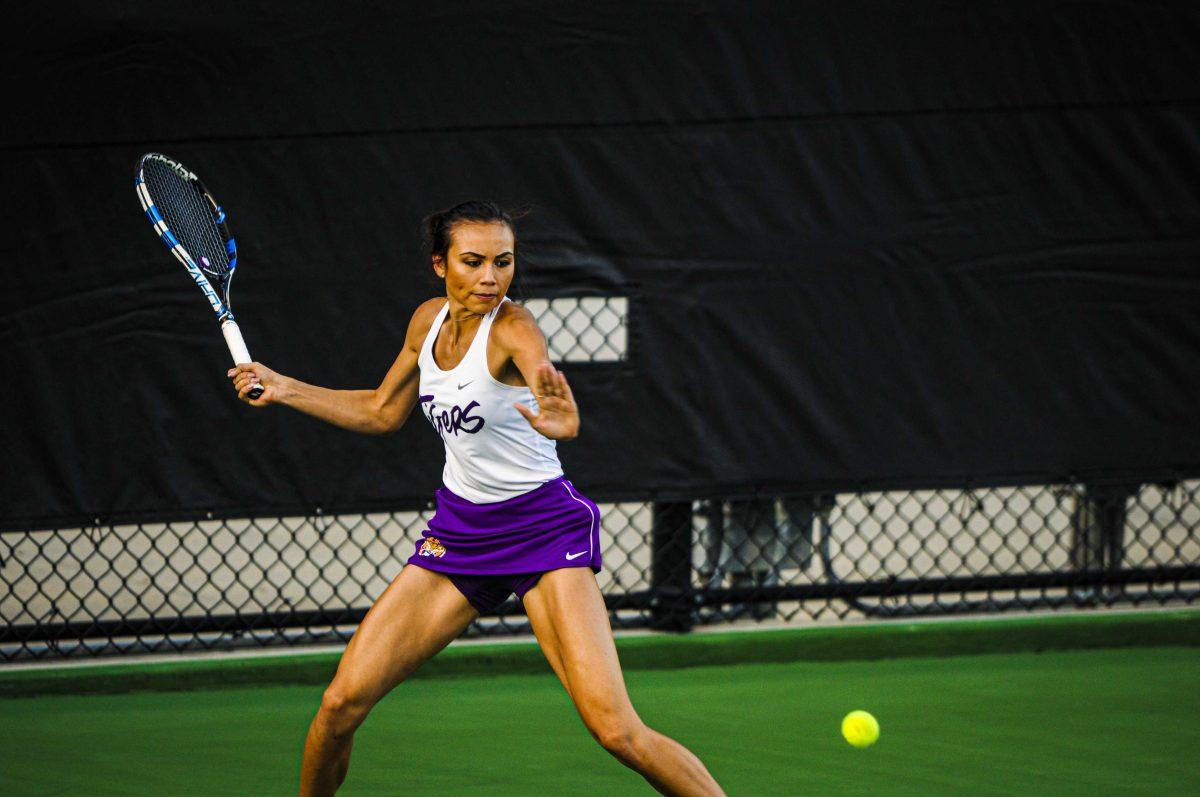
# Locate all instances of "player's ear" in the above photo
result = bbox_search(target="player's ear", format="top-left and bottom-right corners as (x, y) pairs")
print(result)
(432, 255), (446, 279)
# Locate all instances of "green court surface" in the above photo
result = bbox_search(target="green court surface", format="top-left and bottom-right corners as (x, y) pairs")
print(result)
(2, 641), (1198, 795)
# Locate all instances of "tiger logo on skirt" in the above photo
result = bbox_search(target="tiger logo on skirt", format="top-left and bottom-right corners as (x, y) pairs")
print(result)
(418, 537), (447, 558)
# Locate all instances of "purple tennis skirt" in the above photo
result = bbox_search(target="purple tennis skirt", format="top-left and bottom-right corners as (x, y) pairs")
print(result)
(406, 477), (602, 577)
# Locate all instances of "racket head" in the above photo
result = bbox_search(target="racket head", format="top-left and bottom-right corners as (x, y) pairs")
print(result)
(135, 153), (239, 317)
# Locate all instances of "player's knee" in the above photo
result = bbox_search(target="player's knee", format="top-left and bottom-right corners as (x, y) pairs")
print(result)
(318, 686), (371, 737)
(592, 719), (648, 767)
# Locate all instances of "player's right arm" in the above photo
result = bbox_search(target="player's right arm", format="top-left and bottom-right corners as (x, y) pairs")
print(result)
(228, 298), (443, 435)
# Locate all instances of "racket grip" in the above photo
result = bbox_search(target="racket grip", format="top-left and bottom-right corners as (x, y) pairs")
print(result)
(221, 320), (264, 399)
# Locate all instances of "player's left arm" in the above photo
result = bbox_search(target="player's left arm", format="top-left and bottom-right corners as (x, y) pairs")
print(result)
(492, 304), (580, 441)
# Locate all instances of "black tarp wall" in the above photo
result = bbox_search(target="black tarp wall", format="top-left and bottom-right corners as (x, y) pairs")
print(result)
(2, 1), (1199, 528)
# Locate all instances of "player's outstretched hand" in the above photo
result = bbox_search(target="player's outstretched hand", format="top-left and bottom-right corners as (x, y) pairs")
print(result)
(515, 364), (579, 440)
(228, 362), (284, 407)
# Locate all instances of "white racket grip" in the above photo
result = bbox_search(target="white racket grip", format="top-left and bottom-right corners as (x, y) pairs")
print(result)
(221, 320), (253, 364)
(222, 320), (264, 399)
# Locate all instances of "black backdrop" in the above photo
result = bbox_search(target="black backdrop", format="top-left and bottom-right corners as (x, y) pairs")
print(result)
(3, 2), (1199, 529)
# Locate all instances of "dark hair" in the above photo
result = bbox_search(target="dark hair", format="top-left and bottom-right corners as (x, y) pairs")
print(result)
(421, 200), (516, 264)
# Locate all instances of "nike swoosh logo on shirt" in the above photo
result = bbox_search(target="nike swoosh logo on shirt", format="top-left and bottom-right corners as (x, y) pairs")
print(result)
(457, 381), (473, 390)
(565, 551), (587, 560)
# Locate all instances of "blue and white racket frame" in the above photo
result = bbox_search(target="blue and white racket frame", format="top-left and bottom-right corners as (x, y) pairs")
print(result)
(135, 152), (263, 399)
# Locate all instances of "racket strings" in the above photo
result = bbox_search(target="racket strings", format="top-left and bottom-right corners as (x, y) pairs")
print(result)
(142, 160), (232, 281)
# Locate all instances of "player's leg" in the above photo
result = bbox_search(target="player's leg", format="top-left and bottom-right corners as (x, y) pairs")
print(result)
(522, 568), (726, 797)
(300, 564), (477, 797)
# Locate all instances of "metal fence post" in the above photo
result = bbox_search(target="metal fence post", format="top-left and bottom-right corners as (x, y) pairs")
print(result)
(650, 500), (694, 631)
(1071, 481), (1141, 571)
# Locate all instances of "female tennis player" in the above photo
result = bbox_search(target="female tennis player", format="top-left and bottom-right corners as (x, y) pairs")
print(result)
(228, 201), (726, 796)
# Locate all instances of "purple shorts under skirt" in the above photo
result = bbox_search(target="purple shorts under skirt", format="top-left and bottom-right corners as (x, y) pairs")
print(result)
(406, 477), (602, 613)
(440, 572), (544, 614)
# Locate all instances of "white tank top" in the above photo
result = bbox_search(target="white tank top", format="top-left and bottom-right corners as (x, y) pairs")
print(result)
(417, 298), (563, 503)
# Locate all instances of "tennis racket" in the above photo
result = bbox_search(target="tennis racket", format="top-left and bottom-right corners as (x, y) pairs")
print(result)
(134, 152), (263, 399)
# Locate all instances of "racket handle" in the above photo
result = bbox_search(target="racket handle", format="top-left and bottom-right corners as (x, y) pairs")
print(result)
(222, 320), (264, 399)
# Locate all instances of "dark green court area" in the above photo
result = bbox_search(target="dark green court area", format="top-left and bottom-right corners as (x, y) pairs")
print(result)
(2, 613), (1198, 795)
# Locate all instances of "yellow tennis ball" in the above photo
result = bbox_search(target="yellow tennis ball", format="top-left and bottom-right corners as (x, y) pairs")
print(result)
(841, 710), (880, 748)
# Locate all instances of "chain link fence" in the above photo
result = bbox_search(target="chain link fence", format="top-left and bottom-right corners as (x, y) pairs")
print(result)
(3, 478), (1197, 661)
(3, 298), (1197, 661)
